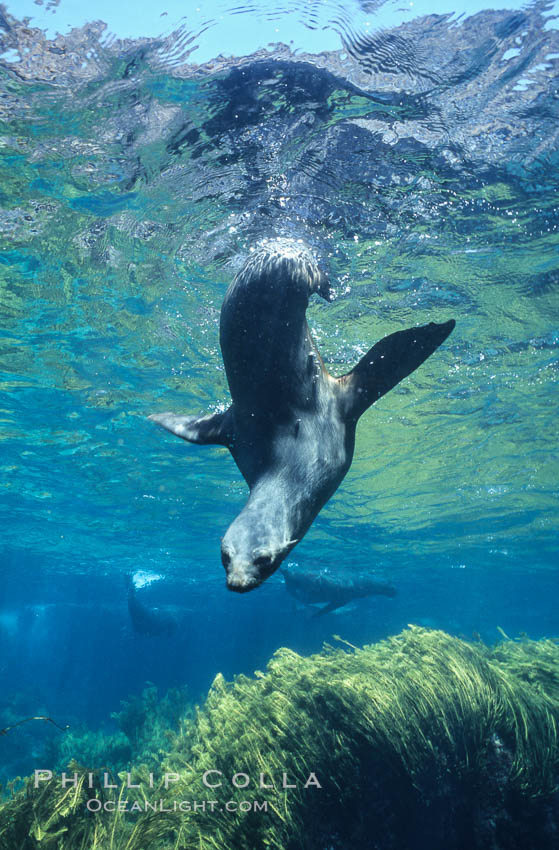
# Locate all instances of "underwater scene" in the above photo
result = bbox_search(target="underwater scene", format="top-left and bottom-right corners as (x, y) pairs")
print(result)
(1, 0), (558, 846)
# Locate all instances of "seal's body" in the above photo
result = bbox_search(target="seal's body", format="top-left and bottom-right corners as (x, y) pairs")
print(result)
(150, 239), (455, 592)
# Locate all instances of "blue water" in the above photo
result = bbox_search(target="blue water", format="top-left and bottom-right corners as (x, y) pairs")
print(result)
(0, 0), (558, 785)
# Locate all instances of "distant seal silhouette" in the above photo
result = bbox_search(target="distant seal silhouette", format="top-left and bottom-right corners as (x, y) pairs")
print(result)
(125, 575), (177, 637)
(150, 238), (455, 592)
(281, 565), (396, 616)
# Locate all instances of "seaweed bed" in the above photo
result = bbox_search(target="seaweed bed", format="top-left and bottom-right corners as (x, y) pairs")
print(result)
(1, 626), (558, 849)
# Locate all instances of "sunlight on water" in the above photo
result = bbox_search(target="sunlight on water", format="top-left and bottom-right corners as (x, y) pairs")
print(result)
(6, 0), (557, 62)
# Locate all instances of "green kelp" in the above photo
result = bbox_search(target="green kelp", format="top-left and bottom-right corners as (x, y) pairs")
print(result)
(110, 683), (194, 769)
(1, 627), (558, 850)
(36, 684), (194, 778)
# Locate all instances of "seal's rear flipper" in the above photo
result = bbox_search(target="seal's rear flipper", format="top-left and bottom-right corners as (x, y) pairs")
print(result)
(149, 409), (233, 446)
(313, 600), (345, 617)
(314, 270), (335, 303)
(341, 320), (455, 421)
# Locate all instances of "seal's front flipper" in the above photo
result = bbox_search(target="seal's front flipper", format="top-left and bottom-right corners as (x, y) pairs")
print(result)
(149, 409), (233, 447)
(341, 319), (455, 421)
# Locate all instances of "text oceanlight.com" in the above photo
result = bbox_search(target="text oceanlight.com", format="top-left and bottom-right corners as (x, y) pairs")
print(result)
(86, 799), (270, 814)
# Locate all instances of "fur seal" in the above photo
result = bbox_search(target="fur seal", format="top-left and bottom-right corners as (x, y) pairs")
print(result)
(126, 575), (177, 637)
(150, 238), (455, 593)
(281, 565), (396, 616)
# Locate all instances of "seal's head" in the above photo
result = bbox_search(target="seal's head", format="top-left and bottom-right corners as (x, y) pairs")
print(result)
(220, 517), (298, 592)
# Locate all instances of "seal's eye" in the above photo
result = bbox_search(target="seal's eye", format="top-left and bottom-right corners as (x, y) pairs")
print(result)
(221, 550), (232, 567)
(253, 554), (273, 568)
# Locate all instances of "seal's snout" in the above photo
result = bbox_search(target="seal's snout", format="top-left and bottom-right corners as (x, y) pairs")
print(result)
(226, 571), (263, 593)
(222, 542), (282, 593)
(222, 553), (263, 593)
